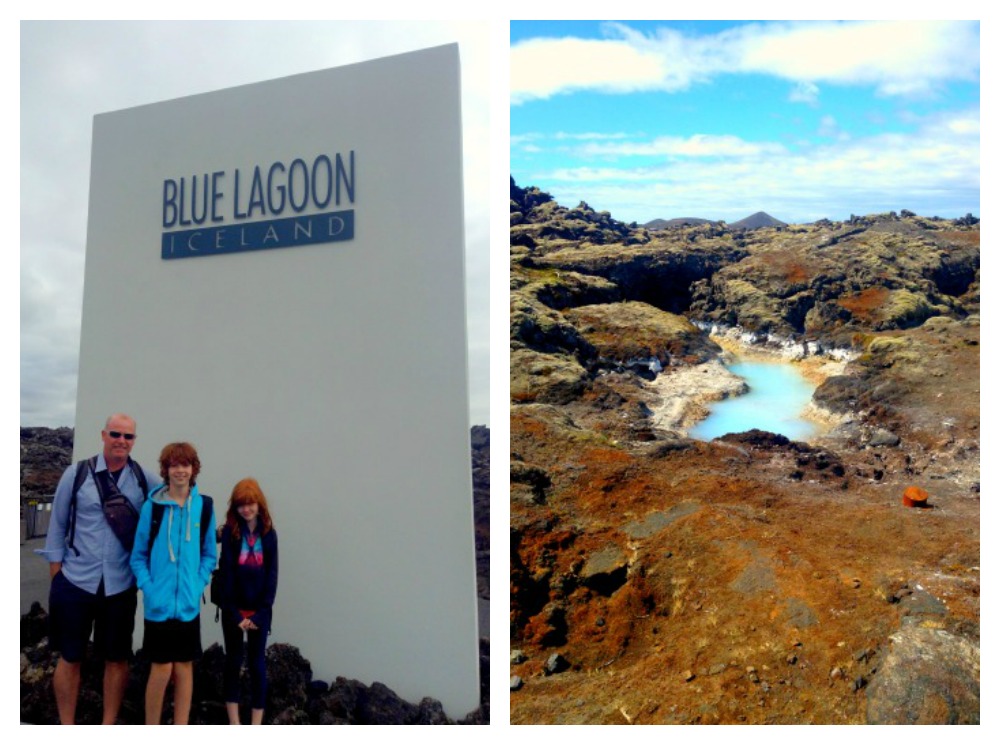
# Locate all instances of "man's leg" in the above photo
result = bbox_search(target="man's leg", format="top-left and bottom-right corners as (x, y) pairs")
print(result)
(145, 662), (173, 725)
(102, 660), (129, 724)
(171, 662), (194, 725)
(52, 658), (81, 725)
(48, 571), (94, 725)
(96, 584), (137, 724)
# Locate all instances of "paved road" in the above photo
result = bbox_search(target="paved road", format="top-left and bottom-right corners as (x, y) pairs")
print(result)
(21, 537), (51, 615)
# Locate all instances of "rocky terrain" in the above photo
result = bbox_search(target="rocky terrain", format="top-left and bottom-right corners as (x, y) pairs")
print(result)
(471, 425), (490, 603)
(20, 426), (74, 501)
(20, 426), (490, 724)
(509, 179), (980, 724)
(21, 602), (488, 724)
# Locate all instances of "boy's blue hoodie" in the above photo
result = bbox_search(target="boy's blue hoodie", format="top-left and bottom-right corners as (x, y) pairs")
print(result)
(130, 484), (217, 622)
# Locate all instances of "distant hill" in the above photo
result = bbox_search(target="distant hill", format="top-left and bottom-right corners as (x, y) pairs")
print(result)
(730, 211), (787, 230)
(644, 217), (718, 230)
(643, 213), (786, 231)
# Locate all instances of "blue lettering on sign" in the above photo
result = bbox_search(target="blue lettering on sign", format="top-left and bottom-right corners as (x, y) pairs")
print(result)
(161, 209), (355, 260)
(161, 151), (356, 259)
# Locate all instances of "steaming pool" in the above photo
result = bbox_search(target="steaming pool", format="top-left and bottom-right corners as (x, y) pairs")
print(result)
(689, 359), (819, 442)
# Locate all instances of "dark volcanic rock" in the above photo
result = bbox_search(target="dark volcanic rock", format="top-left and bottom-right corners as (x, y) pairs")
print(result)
(511, 461), (551, 503)
(688, 220), (979, 337)
(719, 429), (793, 449)
(21, 601), (48, 649)
(20, 426), (74, 500)
(264, 643), (313, 717)
(511, 177), (640, 247)
(533, 243), (748, 316)
(580, 544), (628, 596)
(471, 426), (490, 601)
(21, 631), (486, 725)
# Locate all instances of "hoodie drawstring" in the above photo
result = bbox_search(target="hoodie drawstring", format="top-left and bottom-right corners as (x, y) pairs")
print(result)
(167, 506), (176, 563)
(159, 491), (194, 564)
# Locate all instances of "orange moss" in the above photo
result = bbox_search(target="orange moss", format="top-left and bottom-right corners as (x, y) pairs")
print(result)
(578, 446), (633, 467)
(511, 412), (551, 439)
(836, 286), (890, 321)
(938, 230), (979, 247)
(758, 251), (815, 285)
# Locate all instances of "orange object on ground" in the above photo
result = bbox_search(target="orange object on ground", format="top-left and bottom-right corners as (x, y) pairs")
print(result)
(902, 486), (929, 507)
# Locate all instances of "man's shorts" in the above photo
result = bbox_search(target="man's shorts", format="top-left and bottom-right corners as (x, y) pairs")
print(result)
(48, 571), (137, 663)
(142, 617), (202, 663)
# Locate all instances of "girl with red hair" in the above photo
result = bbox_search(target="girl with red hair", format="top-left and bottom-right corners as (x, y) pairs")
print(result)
(218, 478), (278, 725)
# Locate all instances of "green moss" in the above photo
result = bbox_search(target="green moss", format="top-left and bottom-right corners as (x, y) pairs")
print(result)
(878, 289), (935, 329)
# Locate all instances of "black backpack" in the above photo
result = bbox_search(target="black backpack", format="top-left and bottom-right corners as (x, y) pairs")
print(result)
(67, 456), (149, 556)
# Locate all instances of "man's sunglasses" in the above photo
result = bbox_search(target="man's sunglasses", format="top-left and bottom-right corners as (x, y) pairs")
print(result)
(107, 431), (136, 440)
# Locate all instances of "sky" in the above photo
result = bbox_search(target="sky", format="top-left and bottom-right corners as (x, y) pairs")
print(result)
(511, 20), (981, 225)
(19, 20), (492, 427)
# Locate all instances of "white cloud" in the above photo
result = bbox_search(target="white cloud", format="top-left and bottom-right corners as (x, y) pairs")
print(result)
(582, 134), (788, 158)
(553, 131), (631, 141)
(530, 108), (979, 223)
(943, 115), (980, 136)
(511, 21), (979, 103)
(789, 81), (819, 105)
(511, 37), (668, 104)
(817, 115), (848, 141)
(735, 21), (979, 96)
(511, 133), (543, 146)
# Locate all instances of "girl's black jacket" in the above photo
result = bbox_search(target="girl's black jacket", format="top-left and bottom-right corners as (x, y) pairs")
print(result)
(218, 524), (278, 632)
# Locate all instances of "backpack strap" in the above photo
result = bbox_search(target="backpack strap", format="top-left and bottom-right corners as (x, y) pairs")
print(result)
(199, 495), (213, 546)
(196, 495), (214, 613)
(66, 456), (98, 557)
(148, 500), (166, 555)
(147, 493), (212, 554)
(128, 458), (149, 500)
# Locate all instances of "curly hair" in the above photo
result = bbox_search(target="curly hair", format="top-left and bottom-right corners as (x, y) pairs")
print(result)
(158, 442), (201, 484)
(226, 477), (274, 539)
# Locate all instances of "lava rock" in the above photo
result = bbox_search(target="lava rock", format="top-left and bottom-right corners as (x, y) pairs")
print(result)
(544, 653), (570, 675)
(866, 626), (979, 724)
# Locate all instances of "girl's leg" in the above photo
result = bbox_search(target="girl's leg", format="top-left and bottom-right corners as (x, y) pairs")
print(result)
(145, 662), (173, 725)
(171, 661), (194, 724)
(222, 618), (246, 722)
(247, 627), (268, 721)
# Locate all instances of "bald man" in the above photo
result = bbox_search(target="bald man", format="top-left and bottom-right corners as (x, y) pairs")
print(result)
(37, 414), (161, 724)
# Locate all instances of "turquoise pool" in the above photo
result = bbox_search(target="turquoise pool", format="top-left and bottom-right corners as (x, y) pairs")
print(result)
(688, 359), (818, 442)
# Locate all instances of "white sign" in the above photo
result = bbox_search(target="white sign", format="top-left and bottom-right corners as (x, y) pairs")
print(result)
(75, 44), (478, 716)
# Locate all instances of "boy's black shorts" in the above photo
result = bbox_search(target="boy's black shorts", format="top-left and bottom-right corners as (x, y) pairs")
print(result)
(142, 617), (203, 663)
(48, 571), (137, 663)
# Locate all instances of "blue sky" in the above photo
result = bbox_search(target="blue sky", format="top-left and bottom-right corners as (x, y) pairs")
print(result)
(511, 20), (980, 225)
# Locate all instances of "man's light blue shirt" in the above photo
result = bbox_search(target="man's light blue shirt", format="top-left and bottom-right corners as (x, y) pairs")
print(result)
(36, 454), (161, 596)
